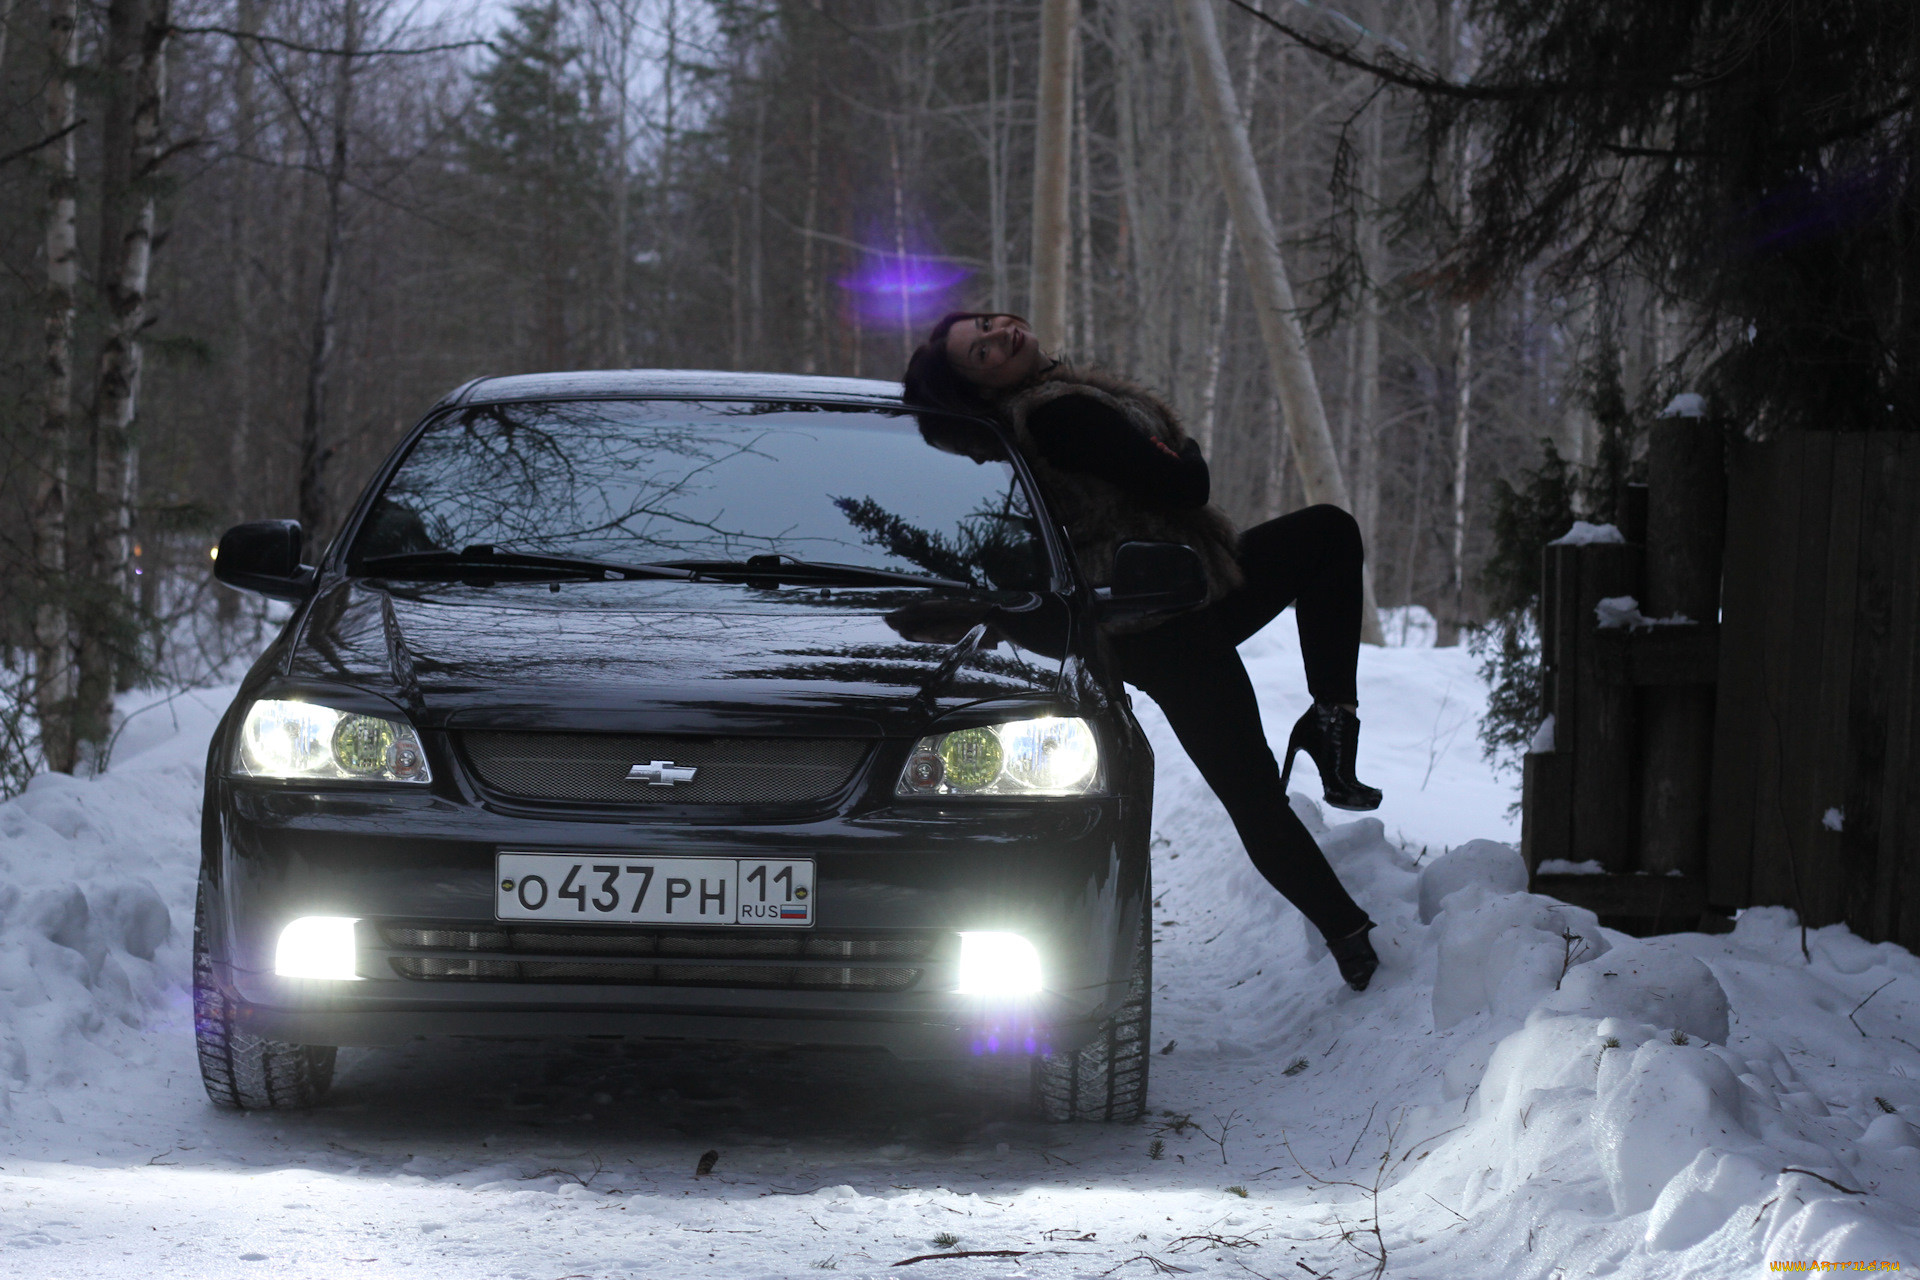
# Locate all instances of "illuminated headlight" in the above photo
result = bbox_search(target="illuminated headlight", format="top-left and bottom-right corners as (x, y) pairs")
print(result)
(897, 716), (1100, 797)
(235, 699), (430, 783)
(274, 916), (361, 980)
(956, 932), (1042, 996)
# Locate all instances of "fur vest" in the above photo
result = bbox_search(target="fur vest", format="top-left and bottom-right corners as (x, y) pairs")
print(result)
(997, 365), (1242, 630)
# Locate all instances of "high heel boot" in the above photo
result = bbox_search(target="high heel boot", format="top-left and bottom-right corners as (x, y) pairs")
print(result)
(1327, 922), (1379, 992)
(1279, 702), (1383, 812)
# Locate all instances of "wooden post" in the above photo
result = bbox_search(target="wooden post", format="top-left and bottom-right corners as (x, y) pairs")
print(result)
(1522, 544), (1576, 871)
(1528, 539), (1639, 873)
(1637, 417), (1726, 875)
(1561, 542), (1641, 870)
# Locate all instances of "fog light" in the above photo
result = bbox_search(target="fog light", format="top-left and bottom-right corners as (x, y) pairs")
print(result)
(274, 916), (361, 980)
(956, 931), (1041, 996)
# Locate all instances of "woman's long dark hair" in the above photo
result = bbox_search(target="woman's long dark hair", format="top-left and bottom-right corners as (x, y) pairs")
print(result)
(901, 311), (1027, 416)
(902, 311), (1025, 460)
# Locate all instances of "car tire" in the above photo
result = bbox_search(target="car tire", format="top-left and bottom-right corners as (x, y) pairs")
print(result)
(193, 883), (338, 1110)
(1032, 896), (1151, 1123)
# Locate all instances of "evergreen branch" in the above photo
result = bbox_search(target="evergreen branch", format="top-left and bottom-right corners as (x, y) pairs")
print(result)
(1595, 94), (1912, 159)
(1222, 0), (1516, 100)
(1224, 0), (1743, 102)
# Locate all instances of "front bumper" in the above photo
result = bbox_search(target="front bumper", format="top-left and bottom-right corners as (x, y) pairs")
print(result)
(207, 785), (1147, 1060)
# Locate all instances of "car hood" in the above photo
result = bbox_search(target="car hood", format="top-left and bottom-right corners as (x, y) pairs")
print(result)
(280, 579), (1070, 737)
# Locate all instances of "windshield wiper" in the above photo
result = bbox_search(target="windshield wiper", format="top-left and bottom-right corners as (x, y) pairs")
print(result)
(355, 546), (696, 583)
(657, 554), (974, 591)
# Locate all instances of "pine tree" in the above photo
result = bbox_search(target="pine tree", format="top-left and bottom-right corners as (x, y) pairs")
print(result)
(1235, 0), (1920, 432)
(462, 1), (610, 370)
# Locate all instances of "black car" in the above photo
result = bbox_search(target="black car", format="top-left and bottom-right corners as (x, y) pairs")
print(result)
(198, 371), (1208, 1122)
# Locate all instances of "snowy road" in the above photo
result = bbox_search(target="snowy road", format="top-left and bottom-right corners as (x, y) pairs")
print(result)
(3, 623), (1917, 1279)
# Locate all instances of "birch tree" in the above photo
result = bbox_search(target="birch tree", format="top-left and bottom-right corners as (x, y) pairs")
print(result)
(1442, 1), (1475, 633)
(74, 0), (174, 755)
(33, 0), (80, 772)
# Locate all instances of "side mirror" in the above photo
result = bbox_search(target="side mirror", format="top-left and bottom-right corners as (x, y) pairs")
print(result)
(214, 520), (317, 601)
(1096, 541), (1209, 618)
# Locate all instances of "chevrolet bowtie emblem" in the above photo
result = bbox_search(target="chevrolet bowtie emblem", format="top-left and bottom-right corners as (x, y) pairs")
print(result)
(627, 760), (699, 786)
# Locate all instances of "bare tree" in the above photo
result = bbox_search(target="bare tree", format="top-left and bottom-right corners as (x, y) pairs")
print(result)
(72, 0), (175, 755)
(297, 0), (359, 539)
(32, 0), (81, 771)
(984, 0), (1009, 312)
(1071, 29), (1095, 360)
(1197, 16), (1262, 454)
(586, 0), (643, 365)
(1028, 0), (1077, 349)
(1352, 98), (1383, 555)
(1443, 0), (1474, 636)
(224, 0), (260, 527)
(1176, 0), (1384, 644)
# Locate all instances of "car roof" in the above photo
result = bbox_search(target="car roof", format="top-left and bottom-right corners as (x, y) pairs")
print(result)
(441, 369), (907, 410)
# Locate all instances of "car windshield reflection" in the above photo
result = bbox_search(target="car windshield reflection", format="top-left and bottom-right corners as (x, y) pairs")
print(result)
(348, 400), (1047, 593)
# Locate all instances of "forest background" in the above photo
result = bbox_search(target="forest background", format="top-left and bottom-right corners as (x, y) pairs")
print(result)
(0, 0), (1676, 788)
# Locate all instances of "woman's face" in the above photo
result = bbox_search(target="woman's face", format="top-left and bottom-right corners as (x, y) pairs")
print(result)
(945, 314), (1044, 392)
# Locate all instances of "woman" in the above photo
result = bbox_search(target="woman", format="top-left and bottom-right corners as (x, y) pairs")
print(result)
(903, 312), (1382, 993)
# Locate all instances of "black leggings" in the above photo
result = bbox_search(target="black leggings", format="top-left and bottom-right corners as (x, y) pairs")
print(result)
(1111, 504), (1371, 942)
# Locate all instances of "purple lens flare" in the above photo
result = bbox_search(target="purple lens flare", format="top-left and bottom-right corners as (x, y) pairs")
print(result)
(839, 228), (970, 328)
(968, 1019), (1048, 1056)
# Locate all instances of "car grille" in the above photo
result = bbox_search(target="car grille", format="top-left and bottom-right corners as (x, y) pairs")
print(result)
(379, 922), (934, 992)
(459, 732), (869, 805)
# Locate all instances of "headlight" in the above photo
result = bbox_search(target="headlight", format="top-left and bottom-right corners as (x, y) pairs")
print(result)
(896, 716), (1101, 797)
(235, 699), (431, 783)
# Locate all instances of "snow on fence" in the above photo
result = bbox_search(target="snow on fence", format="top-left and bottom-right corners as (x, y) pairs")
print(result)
(1523, 425), (1920, 952)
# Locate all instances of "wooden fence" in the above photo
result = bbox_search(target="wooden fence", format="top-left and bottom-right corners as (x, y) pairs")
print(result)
(1706, 431), (1920, 948)
(1521, 427), (1920, 951)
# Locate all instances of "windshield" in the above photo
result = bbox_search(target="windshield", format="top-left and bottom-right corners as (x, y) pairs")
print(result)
(348, 399), (1048, 591)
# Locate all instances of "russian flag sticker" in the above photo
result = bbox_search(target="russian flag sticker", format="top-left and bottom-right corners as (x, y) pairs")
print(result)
(779, 904), (810, 920)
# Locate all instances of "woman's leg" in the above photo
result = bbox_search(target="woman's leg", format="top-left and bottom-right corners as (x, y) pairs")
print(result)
(1207, 504), (1365, 707)
(1113, 615), (1372, 943)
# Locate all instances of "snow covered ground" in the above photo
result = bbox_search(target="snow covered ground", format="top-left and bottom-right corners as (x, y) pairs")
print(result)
(2, 619), (1917, 1279)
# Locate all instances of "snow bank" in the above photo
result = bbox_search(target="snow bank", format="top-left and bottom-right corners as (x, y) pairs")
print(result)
(1536, 939), (1730, 1043)
(1142, 622), (1919, 1279)
(1431, 890), (1610, 1030)
(1416, 838), (1528, 923)
(1395, 906), (1920, 1270)
(0, 689), (227, 1106)
(0, 628), (1915, 1280)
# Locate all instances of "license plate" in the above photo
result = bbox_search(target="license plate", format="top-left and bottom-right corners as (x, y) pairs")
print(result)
(495, 853), (814, 926)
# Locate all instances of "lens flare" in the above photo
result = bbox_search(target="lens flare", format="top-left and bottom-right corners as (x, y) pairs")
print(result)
(839, 227), (970, 327)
